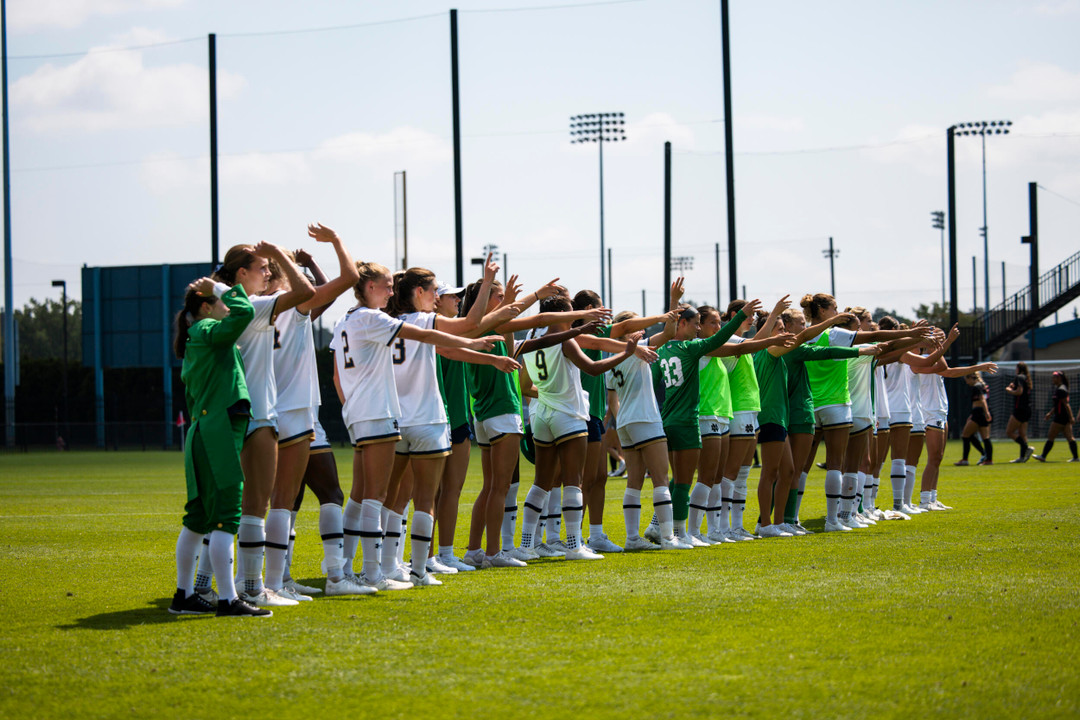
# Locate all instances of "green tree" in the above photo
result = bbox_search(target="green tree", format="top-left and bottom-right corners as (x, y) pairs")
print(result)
(912, 301), (976, 328)
(871, 307), (913, 325)
(9, 297), (82, 361)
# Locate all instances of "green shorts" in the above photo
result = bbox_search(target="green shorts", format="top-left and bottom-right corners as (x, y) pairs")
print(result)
(664, 423), (702, 452)
(183, 414), (247, 535)
(789, 422), (815, 436)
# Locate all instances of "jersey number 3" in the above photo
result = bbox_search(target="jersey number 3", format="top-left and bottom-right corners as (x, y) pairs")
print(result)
(660, 357), (684, 388)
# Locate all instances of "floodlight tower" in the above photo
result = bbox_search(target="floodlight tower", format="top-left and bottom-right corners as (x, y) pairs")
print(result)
(570, 112), (626, 306)
(931, 210), (945, 306)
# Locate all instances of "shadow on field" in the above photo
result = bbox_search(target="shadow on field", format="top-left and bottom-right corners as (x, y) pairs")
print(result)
(57, 597), (194, 631)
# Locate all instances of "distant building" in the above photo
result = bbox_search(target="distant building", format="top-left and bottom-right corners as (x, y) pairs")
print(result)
(999, 317), (1080, 361)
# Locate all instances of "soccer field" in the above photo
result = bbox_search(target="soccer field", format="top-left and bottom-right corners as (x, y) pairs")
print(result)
(1, 442), (1077, 719)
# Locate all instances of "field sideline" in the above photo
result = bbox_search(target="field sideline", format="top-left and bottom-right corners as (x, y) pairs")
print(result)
(1, 442), (1078, 719)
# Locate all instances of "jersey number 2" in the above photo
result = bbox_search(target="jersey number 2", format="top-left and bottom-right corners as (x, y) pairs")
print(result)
(340, 331), (355, 369)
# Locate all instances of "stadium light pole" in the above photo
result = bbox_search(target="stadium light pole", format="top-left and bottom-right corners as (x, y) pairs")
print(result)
(954, 120), (1011, 318)
(2, 0), (13, 447)
(822, 237), (839, 297)
(931, 210), (945, 307)
(51, 280), (68, 443)
(570, 112), (626, 306)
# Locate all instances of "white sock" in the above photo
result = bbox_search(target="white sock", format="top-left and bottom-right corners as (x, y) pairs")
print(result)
(194, 536), (213, 591)
(438, 544), (456, 560)
(867, 474), (878, 510)
(520, 485), (548, 550)
(794, 471), (808, 521)
(706, 483), (722, 534)
(824, 470), (842, 524)
(839, 473), (857, 520)
(381, 510), (404, 576)
(562, 486), (584, 550)
(546, 487), (562, 542)
(283, 510), (297, 581)
(410, 511), (434, 579)
(209, 530), (238, 602)
(720, 477), (735, 531)
(653, 486), (674, 538)
(237, 515), (265, 595)
(920, 490), (931, 505)
(904, 465), (917, 506)
(623, 488), (642, 539)
(264, 508), (291, 590)
(320, 503), (344, 580)
(930, 489), (938, 503)
(342, 498), (364, 575)
(732, 466), (750, 531)
(688, 482), (710, 536)
(175, 526), (204, 597)
(589, 523), (604, 540)
(360, 499), (384, 580)
(890, 459), (906, 510)
(503, 480), (519, 549)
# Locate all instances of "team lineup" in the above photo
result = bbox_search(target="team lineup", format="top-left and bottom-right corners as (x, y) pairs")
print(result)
(167, 225), (1077, 618)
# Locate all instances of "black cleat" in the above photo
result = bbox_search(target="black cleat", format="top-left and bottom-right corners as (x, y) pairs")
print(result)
(168, 589), (216, 615)
(216, 597), (272, 618)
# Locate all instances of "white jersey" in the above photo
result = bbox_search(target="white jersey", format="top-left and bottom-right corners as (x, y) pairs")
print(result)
(904, 363), (924, 425)
(237, 293), (279, 422)
(847, 347), (875, 419)
(330, 306), (404, 424)
(521, 327), (589, 420)
(273, 306), (321, 412)
(917, 361), (949, 416)
(873, 363), (890, 420)
(882, 361), (911, 413)
(392, 311), (447, 427)
(612, 341), (662, 427)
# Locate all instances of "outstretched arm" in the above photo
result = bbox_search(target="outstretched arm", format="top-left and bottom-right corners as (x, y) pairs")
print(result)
(297, 224), (359, 315)
(437, 253), (499, 336)
(753, 296), (790, 340)
(437, 345), (521, 373)
(397, 323), (501, 352)
(516, 321), (601, 356)
(563, 332), (643, 377)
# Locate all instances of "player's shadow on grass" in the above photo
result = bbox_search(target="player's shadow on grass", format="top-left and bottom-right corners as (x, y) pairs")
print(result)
(57, 597), (197, 631)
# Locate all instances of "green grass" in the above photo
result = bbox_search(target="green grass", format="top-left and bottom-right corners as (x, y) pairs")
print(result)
(1, 441), (1078, 719)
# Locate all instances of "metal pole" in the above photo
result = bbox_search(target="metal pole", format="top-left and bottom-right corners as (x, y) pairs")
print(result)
(720, 0), (737, 302)
(715, 242), (721, 307)
(1, 0), (14, 447)
(402, 170), (408, 269)
(502, 252), (507, 286)
(61, 284), (67, 438)
(450, 9), (464, 286)
(1001, 261), (1005, 307)
(599, 134), (606, 306)
(972, 256), (977, 312)
(947, 127), (958, 362)
(940, 224), (946, 307)
(208, 33), (219, 266)
(982, 132), (989, 317)
(828, 237), (836, 297)
(641, 289), (646, 316)
(607, 247), (612, 309)
(663, 142), (671, 311)
(1026, 181), (1039, 360)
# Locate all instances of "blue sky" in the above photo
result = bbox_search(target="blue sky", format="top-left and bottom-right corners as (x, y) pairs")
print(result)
(5, 0), (1080, 326)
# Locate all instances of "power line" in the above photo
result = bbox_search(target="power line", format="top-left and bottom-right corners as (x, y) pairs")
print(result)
(1037, 184), (1080, 210)
(219, 12), (444, 39)
(9, 37), (202, 61)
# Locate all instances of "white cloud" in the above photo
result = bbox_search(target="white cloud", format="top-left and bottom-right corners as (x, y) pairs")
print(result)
(139, 150), (312, 193)
(987, 61), (1080, 104)
(1028, 0), (1079, 16)
(12, 31), (244, 133)
(312, 127), (451, 170)
(9, 0), (185, 32)
(864, 124), (942, 175)
(625, 112), (696, 151)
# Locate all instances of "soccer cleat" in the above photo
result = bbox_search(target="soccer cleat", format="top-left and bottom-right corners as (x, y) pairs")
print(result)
(823, 520), (852, 533)
(587, 533), (624, 553)
(840, 515), (867, 529)
(905, 503), (927, 515)
(283, 579), (321, 595)
(931, 500), (952, 510)
(1009, 456), (1025, 464)
(689, 532), (716, 547)
(361, 573), (412, 591)
(660, 535), (693, 550)
(757, 524), (793, 538)
(778, 523), (804, 536)
(462, 549), (486, 568)
(1068, 457), (1080, 463)
(325, 575), (377, 596)
(881, 508), (911, 520)
(706, 530), (736, 544)
(410, 570), (443, 587)
(607, 458), (627, 477)
(1024, 447), (1035, 462)
(1032, 454), (1046, 462)
(548, 539), (569, 553)
(426, 556), (458, 574)
(791, 522), (814, 534)
(732, 527), (758, 541)
(535, 542), (566, 558)
(168, 589), (216, 615)
(856, 512), (877, 525)
(510, 546), (539, 562)
(240, 587), (299, 607)
(196, 587), (218, 605)
(953, 459), (970, 466)
(564, 545), (605, 560)
(918, 502), (937, 511)
(624, 536), (660, 551)
(977, 459), (993, 466)
(273, 585), (313, 602)
(216, 597), (272, 617)
(439, 554), (476, 572)
(642, 524), (662, 544)
(486, 550), (528, 567)
(384, 566), (410, 583)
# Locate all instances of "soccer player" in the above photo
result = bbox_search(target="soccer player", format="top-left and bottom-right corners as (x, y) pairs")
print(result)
(1004, 362), (1034, 463)
(1034, 371), (1078, 462)
(955, 372), (993, 466)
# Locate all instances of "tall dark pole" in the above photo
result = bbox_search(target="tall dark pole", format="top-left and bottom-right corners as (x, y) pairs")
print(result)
(1001, 261), (1005, 307)
(641, 289), (646, 317)
(450, 9), (464, 286)
(663, 142), (672, 311)
(720, 0), (737, 302)
(714, 242), (721, 307)
(972, 256), (977, 313)
(1022, 181), (1039, 359)
(599, 133), (606, 305)
(208, 33), (219, 265)
(51, 280), (67, 441)
(947, 127), (958, 362)
(607, 247), (612, 309)
(824, 236), (838, 297)
(2, 0), (13, 447)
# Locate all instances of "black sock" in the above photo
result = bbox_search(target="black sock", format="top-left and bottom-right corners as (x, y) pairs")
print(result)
(962, 437), (971, 460)
(1069, 440), (1078, 460)
(969, 435), (986, 457)
(984, 438), (993, 462)
(1042, 440), (1055, 458)
(1015, 436), (1028, 458)
(609, 456), (617, 472)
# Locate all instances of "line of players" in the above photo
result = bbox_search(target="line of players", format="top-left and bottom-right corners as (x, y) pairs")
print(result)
(169, 225), (1013, 616)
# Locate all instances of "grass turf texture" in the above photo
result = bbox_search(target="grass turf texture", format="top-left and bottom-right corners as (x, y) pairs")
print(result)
(1, 442), (1077, 719)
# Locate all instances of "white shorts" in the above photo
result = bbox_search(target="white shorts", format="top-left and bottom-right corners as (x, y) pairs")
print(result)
(474, 413), (524, 447)
(348, 418), (401, 448)
(730, 411), (759, 438)
(617, 421), (667, 450)
(699, 415), (726, 438)
(876, 417), (890, 432)
(910, 403), (925, 432)
(531, 404), (588, 447)
(851, 416), (874, 435)
(889, 412), (912, 428)
(277, 407), (315, 446)
(246, 417), (278, 439)
(814, 404), (853, 430)
(924, 412), (947, 431)
(311, 417), (331, 453)
(395, 423), (452, 457)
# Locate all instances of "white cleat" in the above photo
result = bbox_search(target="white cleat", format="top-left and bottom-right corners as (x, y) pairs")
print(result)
(426, 556), (458, 574)
(840, 515), (867, 529)
(918, 502), (938, 512)
(706, 530), (736, 544)
(586, 533), (624, 553)
(461, 549), (487, 568)
(486, 550), (528, 568)
(511, 546), (539, 562)
(240, 587), (300, 607)
(778, 523), (804, 536)
(325, 575), (378, 596)
(361, 573), (412, 591)
(548, 539), (569, 553)
(823, 520), (852, 533)
(440, 554), (476, 572)
(535, 542), (566, 558)
(409, 571), (443, 587)
(932, 500), (952, 510)
(272, 585), (313, 602)
(757, 524), (794, 538)
(642, 524), (662, 544)
(283, 579), (321, 595)
(384, 566), (410, 583)
(882, 508), (911, 520)
(731, 527), (758, 541)
(790, 522), (814, 534)
(687, 532), (712, 547)
(623, 536), (660, 551)
(903, 503), (926, 515)
(564, 545), (605, 560)
(660, 535), (693, 550)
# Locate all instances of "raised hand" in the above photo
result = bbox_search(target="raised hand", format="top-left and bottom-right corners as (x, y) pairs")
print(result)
(742, 298), (763, 317)
(634, 344), (659, 364)
(502, 274), (522, 304)
(536, 278), (562, 300)
(670, 277), (685, 305)
(293, 248), (314, 268)
(771, 332), (797, 348)
(662, 309), (680, 324)
(251, 241), (279, 258)
(190, 277), (216, 296)
(469, 335), (503, 352)
(772, 294), (791, 314)
(859, 344), (882, 356)
(483, 252), (500, 284)
(624, 331), (645, 352)
(307, 223), (340, 244)
(948, 323), (960, 342)
(578, 320), (604, 336)
(583, 307), (613, 324)
(830, 312), (856, 326)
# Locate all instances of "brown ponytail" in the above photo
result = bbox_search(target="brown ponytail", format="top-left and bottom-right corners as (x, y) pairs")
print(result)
(212, 245), (258, 285)
(173, 287), (212, 359)
(387, 267), (436, 317)
(800, 292), (834, 322)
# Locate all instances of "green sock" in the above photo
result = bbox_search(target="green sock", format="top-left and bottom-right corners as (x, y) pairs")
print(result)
(783, 488), (798, 524)
(671, 483), (690, 522)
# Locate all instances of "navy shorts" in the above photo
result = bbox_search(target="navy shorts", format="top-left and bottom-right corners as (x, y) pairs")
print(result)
(587, 415), (605, 443)
(450, 423), (474, 445)
(757, 422), (788, 444)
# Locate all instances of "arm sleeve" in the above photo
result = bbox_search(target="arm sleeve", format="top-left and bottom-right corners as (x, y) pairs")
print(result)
(689, 309), (746, 359)
(828, 327), (857, 347)
(356, 309), (405, 346)
(797, 344), (861, 361)
(203, 284), (255, 347)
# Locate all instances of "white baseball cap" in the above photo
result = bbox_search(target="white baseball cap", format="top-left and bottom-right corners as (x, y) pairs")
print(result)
(436, 281), (465, 297)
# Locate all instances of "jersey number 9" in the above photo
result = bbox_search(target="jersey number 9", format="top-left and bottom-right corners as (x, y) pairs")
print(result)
(534, 350), (549, 381)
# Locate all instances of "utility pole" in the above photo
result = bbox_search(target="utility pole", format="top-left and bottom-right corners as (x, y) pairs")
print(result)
(208, 33), (219, 265)
(720, 0), (738, 302)
(450, 9), (464, 286)
(931, 210), (945, 307)
(822, 237), (839, 297)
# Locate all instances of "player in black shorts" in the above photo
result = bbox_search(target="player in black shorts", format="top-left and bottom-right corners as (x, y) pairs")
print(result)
(1034, 371), (1077, 462)
(956, 372), (992, 465)
(1005, 361), (1034, 463)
